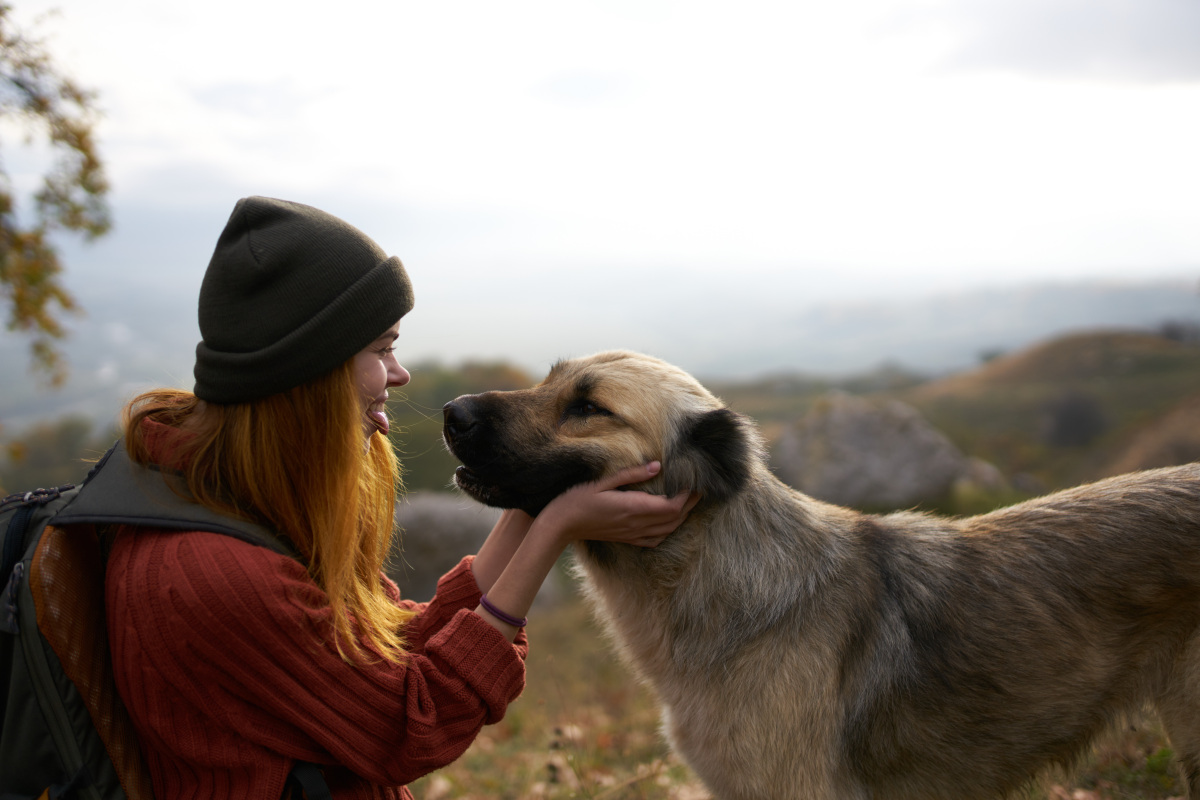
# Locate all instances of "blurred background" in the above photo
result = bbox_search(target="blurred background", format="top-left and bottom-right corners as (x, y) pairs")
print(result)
(2, 0), (1198, 416)
(3, 0), (1199, 560)
(2, 2), (1199, 795)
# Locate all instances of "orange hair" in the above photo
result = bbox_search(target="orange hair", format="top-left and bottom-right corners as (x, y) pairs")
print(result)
(123, 359), (414, 664)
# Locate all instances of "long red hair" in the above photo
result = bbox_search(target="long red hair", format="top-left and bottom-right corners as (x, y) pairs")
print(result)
(123, 359), (414, 664)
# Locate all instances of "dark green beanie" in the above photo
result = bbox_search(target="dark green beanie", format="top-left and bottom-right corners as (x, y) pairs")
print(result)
(193, 196), (414, 404)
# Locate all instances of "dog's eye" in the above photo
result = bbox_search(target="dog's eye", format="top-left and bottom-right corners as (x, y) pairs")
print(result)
(566, 399), (610, 419)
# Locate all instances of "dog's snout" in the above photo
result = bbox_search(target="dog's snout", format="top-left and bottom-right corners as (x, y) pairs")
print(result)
(442, 398), (478, 445)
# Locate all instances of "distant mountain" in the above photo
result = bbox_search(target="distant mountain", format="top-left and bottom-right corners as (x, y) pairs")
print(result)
(680, 279), (1199, 379)
(0, 277), (1196, 435)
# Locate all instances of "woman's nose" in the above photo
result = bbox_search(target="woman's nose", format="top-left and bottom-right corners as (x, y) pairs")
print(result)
(389, 362), (411, 388)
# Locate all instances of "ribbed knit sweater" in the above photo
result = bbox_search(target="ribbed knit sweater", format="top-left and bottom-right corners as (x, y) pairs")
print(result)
(106, 420), (527, 799)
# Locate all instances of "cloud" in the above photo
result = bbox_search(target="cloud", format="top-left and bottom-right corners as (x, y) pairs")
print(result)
(936, 0), (1200, 82)
(535, 70), (632, 106)
(189, 79), (318, 118)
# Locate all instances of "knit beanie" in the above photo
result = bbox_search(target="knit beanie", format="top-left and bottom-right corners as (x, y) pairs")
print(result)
(193, 196), (414, 404)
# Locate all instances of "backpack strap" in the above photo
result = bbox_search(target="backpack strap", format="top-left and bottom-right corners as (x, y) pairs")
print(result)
(1, 486), (80, 636)
(1, 486), (78, 589)
(41, 440), (330, 799)
(53, 440), (301, 561)
(29, 521), (154, 800)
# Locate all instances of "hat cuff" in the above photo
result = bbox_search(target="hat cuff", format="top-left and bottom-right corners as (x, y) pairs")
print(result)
(194, 256), (413, 403)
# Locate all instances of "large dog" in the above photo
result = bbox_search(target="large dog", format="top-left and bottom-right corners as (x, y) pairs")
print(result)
(442, 350), (1200, 800)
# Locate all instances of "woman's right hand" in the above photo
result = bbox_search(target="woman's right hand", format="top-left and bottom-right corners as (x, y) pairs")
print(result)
(534, 462), (700, 549)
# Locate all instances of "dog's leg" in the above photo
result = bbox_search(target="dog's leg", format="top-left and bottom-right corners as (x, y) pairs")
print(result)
(1157, 633), (1200, 799)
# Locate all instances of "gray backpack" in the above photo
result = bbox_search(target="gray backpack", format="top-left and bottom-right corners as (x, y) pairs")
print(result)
(0, 440), (331, 800)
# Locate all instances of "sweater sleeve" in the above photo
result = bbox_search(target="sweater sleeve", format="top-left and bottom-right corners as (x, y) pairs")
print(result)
(393, 556), (529, 656)
(107, 527), (526, 788)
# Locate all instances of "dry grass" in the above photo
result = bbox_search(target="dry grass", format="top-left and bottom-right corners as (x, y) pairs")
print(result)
(409, 591), (711, 800)
(409, 590), (1186, 800)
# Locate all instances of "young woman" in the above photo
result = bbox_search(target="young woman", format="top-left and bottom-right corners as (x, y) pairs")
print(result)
(106, 197), (697, 799)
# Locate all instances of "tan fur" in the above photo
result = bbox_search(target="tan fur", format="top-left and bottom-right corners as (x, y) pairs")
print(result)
(442, 350), (1200, 800)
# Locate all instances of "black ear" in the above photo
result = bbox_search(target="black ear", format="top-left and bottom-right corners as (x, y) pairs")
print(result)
(664, 407), (757, 502)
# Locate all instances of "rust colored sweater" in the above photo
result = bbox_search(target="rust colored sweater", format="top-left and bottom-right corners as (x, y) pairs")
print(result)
(106, 420), (527, 799)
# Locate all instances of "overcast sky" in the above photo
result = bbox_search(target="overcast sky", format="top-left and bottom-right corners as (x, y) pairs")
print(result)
(4, 0), (1199, 374)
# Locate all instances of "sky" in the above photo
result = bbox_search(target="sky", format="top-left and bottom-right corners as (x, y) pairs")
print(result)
(3, 0), (1200, 379)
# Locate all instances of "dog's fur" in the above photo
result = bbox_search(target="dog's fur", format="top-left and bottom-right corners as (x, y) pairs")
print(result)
(442, 350), (1200, 800)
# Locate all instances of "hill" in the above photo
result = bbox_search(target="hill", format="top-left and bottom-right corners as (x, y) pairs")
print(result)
(1102, 394), (1200, 476)
(895, 330), (1200, 490)
(6, 326), (1200, 499)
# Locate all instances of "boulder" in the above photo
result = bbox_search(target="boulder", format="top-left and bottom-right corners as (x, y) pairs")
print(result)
(388, 491), (564, 606)
(770, 392), (997, 509)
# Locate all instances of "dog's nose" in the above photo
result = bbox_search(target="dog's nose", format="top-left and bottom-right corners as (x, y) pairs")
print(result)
(442, 399), (477, 445)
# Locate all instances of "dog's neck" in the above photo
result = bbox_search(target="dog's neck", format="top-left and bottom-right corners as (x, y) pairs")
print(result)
(574, 471), (851, 675)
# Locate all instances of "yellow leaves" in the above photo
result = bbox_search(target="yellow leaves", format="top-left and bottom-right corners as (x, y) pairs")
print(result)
(0, 3), (110, 385)
(0, 217), (80, 386)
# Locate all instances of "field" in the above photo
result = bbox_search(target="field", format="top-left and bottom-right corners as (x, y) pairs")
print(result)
(408, 585), (710, 800)
(409, 580), (1188, 800)
(2, 329), (1198, 797)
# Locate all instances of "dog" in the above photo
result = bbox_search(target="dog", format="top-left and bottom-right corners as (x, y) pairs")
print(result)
(442, 349), (1200, 800)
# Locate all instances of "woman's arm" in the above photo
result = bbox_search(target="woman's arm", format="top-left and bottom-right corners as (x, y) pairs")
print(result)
(473, 462), (699, 640)
(107, 527), (528, 789)
(470, 508), (535, 595)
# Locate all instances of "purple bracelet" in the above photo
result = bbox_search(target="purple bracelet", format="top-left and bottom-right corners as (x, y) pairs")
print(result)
(479, 594), (528, 628)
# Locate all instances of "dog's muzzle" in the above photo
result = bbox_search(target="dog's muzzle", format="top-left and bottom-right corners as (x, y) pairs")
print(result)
(442, 398), (477, 449)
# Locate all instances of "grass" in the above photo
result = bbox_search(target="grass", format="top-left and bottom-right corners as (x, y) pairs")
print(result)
(409, 591), (1187, 800)
(409, 590), (710, 799)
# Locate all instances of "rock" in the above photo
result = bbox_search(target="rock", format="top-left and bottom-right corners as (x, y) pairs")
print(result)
(387, 491), (564, 606)
(388, 491), (498, 602)
(770, 392), (997, 509)
(955, 457), (1009, 495)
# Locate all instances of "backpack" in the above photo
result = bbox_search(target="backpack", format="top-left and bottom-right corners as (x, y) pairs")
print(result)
(0, 440), (332, 800)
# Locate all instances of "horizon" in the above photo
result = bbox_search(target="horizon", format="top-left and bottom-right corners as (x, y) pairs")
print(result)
(1, 275), (1196, 435)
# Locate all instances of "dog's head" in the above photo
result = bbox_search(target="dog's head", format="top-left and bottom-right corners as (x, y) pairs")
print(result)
(442, 350), (764, 516)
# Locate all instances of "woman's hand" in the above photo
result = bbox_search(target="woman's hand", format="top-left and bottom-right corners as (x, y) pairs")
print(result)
(472, 462), (699, 641)
(534, 462), (701, 548)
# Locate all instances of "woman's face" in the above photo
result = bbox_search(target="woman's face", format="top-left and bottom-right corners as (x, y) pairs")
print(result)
(352, 320), (410, 440)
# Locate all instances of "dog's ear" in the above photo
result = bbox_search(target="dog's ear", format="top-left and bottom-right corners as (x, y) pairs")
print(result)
(663, 407), (759, 502)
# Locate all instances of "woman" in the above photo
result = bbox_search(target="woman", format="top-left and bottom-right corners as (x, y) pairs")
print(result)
(106, 197), (697, 799)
